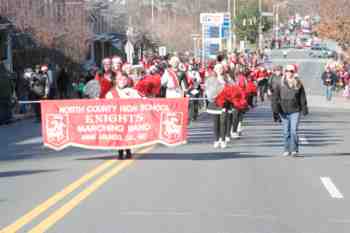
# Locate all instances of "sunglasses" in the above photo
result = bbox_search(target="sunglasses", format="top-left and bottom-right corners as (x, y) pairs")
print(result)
(286, 70), (294, 73)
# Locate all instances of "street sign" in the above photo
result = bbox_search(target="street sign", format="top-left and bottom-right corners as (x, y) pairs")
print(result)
(200, 13), (224, 26)
(201, 12), (231, 61)
(159, 46), (167, 57)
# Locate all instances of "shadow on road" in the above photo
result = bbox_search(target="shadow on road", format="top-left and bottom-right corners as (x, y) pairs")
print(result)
(76, 152), (272, 161)
(303, 153), (350, 158)
(0, 169), (60, 178)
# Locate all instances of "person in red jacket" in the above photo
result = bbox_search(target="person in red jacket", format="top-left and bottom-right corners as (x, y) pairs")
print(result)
(134, 66), (161, 97)
(246, 71), (258, 108)
(95, 58), (113, 98)
(256, 66), (269, 102)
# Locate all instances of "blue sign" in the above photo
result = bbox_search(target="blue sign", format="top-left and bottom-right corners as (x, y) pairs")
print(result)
(208, 26), (220, 38)
(201, 13), (231, 60)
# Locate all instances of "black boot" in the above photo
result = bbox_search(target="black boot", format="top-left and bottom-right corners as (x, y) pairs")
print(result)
(125, 149), (132, 159)
(118, 150), (124, 160)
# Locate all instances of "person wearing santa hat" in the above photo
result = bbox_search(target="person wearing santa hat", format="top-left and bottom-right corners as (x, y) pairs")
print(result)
(246, 71), (258, 108)
(187, 64), (202, 121)
(161, 56), (189, 98)
(95, 58), (113, 98)
(205, 63), (227, 148)
(275, 64), (308, 157)
(112, 56), (123, 73)
(256, 66), (269, 102)
(228, 67), (249, 139)
(105, 73), (141, 160)
(134, 65), (161, 98)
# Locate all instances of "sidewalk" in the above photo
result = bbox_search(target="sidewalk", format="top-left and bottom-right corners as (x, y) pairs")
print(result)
(308, 95), (350, 110)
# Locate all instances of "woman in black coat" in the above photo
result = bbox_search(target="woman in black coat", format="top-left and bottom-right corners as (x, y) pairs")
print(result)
(275, 65), (308, 157)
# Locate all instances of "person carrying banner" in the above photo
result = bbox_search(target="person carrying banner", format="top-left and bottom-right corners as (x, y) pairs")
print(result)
(105, 72), (141, 160)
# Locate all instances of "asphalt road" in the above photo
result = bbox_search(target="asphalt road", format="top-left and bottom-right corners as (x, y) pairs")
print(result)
(1, 50), (350, 233)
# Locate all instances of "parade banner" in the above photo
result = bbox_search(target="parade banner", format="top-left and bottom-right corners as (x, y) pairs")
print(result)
(41, 98), (189, 151)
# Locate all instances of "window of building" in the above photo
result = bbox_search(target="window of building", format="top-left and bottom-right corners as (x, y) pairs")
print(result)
(0, 30), (8, 61)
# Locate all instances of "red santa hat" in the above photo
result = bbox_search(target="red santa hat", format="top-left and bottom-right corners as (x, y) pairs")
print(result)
(102, 58), (112, 65)
(112, 56), (123, 65)
(41, 65), (48, 72)
(122, 63), (132, 73)
(292, 64), (299, 73)
(285, 64), (296, 73)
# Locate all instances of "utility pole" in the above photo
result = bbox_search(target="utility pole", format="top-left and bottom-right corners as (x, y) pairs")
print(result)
(227, 0), (232, 52)
(233, 0), (237, 50)
(151, 0), (154, 27)
(258, 0), (263, 51)
(275, 4), (279, 49)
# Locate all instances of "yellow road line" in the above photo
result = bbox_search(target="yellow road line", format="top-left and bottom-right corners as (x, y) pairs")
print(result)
(28, 147), (153, 233)
(0, 159), (118, 233)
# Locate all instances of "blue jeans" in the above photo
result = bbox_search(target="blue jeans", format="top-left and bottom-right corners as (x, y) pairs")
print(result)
(325, 86), (333, 101)
(280, 112), (300, 153)
(19, 95), (28, 114)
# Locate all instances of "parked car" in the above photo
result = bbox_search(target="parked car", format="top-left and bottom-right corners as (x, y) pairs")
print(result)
(309, 45), (337, 58)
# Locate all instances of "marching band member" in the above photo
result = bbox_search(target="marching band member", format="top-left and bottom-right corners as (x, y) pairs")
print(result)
(205, 63), (227, 148)
(256, 66), (269, 102)
(95, 58), (113, 98)
(105, 73), (141, 160)
(134, 66), (161, 98)
(161, 56), (189, 98)
(187, 64), (202, 121)
(112, 56), (123, 74)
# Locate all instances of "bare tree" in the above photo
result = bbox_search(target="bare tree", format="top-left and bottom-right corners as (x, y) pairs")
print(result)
(316, 0), (350, 59)
(0, 0), (92, 68)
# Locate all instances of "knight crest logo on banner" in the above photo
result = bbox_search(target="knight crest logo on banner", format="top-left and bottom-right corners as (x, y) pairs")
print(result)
(46, 114), (69, 148)
(160, 112), (184, 143)
(41, 98), (188, 151)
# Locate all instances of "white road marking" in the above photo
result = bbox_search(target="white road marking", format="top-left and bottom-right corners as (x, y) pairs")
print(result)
(188, 131), (211, 136)
(14, 137), (43, 145)
(320, 177), (344, 199)
(122, 211), (192, 216)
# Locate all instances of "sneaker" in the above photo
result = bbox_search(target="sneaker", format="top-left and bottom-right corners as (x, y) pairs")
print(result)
(282, 152), (290, 157)
(118, 150), (124, 160)
(220, 141), (227, 149)
(292, 152), (303, 157)
(231, 132), (240, 139)
(213, 141), (220, 148)
(125, 150), (132, 159)
(225, 137), (230, 143)
(237, 122), (243, 134)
